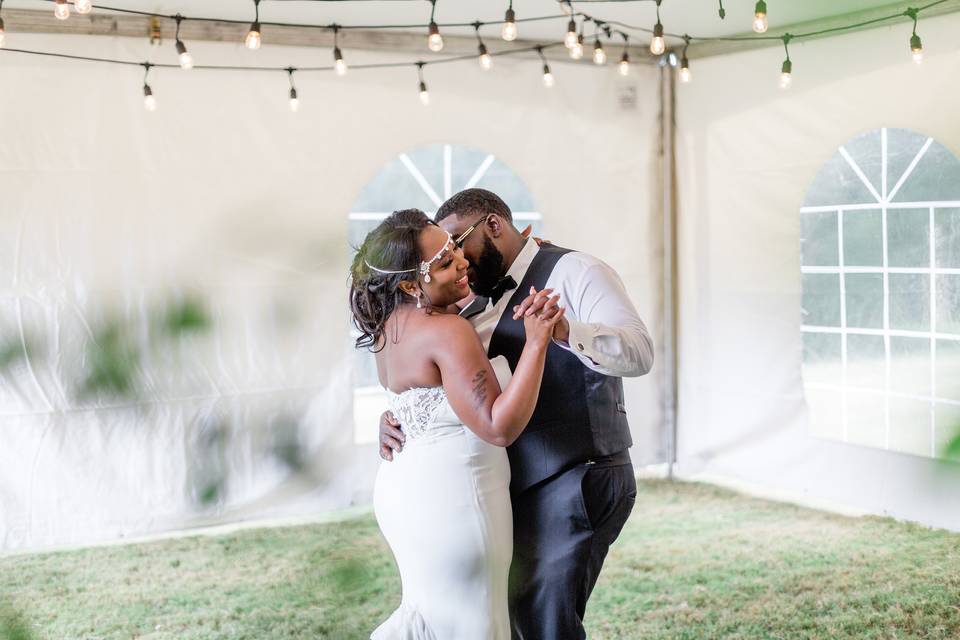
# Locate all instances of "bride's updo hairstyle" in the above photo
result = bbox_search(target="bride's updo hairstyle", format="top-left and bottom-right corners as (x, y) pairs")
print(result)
(350, 208), (436, 351)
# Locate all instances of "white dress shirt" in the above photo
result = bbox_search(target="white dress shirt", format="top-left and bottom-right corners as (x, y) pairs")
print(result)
(468, 239), (654, 378)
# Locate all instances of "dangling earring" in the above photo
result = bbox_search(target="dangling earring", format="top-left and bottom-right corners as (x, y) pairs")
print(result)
(416, 293), (422, 309)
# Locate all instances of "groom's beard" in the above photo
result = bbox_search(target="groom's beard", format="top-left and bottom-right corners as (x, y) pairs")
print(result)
(469, 236), (508, 298)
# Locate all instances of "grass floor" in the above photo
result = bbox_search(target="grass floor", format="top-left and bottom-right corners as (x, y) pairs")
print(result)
(3, 479), (960, 639)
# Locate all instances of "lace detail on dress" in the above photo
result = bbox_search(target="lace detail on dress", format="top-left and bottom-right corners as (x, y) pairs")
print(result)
(387, 386), (449, 440)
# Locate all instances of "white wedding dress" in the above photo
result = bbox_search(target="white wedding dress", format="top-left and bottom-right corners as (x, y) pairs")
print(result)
(371, 358), (514, 640)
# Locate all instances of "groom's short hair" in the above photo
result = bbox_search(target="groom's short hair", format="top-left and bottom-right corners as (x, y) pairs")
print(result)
(435, 188), (513, 223)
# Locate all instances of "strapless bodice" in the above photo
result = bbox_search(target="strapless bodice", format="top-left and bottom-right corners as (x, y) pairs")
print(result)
(387, 386), (461, 440)
(386, 355), (513, 441)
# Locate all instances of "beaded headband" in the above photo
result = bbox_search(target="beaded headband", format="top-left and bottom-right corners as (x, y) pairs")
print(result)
(363, 230), (453, 284)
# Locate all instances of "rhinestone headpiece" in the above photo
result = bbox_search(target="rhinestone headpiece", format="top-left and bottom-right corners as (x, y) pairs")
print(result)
(364, 231), (453, 284)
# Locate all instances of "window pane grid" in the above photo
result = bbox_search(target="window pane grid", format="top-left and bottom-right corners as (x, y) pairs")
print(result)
(802, 204), (960, 456)
(801, 128), (960, 460)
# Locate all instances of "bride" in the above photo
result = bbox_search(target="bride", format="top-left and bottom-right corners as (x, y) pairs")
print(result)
(349, 209), (564, 639)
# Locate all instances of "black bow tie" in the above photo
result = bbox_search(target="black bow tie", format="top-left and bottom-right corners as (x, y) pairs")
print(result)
(489, 275), (518, 305)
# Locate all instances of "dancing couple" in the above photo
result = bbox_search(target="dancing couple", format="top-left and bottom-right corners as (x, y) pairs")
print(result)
(348, 188), (653, 639)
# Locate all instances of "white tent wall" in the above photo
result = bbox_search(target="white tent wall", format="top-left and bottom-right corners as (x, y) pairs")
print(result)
(675, 12), (960, 531)
(0, 34), (664, 552)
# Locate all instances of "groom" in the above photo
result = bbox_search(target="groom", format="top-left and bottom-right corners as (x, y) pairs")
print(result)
(379, 188), (654, 639)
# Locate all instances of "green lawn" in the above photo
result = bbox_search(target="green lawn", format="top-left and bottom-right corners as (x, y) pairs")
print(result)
(3, 479), (960, 639)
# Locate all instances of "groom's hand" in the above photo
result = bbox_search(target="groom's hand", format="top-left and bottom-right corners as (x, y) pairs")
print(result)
(512, 287), (563, 321)
(379, 411), (405, 461)
(513, 287), (570, 343)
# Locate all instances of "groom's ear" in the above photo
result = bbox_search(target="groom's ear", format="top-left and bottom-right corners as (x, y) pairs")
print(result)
(486, 214), (506, 238)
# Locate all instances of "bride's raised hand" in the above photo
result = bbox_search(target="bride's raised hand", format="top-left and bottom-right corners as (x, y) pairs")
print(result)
(522, 293), (564, 347)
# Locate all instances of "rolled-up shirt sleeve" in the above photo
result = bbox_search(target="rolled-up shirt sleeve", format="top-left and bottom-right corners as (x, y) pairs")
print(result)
(553, 260), (654, 378)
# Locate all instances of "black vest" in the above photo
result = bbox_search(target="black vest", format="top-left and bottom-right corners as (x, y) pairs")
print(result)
(488, 244), (632, 494)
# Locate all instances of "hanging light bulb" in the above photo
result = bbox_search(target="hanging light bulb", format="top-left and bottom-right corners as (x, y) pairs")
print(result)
(143, 85), (156, 111)
(780, 59), (792, 88)
(176, 40), (193, 69)
(246, 22), (261, 49)
(173, 17), (192, 69)
(617, 34), (630, 76)
(142, 63), (156, 111)
(285, 68), (299, 111)
(570, 33), (584, 59)
(478, 43), (492, 70)
(910, 33), (923, 63)
(542, 64), (554, 87)
(75, 0), (92, 15)
(417, 63), (430, 105)
(779, 34), (792, 88)
(427, 21), (443, 52)
(54, 0), (70, 21)
(331, 26), (347, 76)
(0, 18), (5, 49)
(679, 56), (691, 82)
(678, 36), (692, 83)
(678, 34), (693, 84)
(650, 23), (665, 55)
(334, 47), (347, 75)
(564, 19), (578, 49)
(501, 4), (517, 42)
(593, 37), (606, 64)
(906, 9), (923, 64)
(753, 0), (768, 34)
(425, 0), (443, 51)
(473, 24), (492, 70)
(650, 0), (666, 55)
(245, 0), (261, 49)
(536, 48), (553, 88)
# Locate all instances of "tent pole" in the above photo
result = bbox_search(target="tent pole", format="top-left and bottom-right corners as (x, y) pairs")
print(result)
(659, 61), (679, 480)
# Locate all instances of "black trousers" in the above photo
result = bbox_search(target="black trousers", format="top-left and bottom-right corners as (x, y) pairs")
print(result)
(509, 459), (637, 640)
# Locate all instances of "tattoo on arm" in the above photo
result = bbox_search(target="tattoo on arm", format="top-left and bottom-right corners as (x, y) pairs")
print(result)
(471, 369), (488, 410)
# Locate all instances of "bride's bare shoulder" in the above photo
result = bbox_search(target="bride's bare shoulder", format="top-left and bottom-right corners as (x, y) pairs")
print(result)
(424, 313), (483, 349)
(428, 311), (474, 334)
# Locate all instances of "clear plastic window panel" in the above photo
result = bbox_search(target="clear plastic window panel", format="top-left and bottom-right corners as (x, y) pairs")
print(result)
(800, 128), (960, 459)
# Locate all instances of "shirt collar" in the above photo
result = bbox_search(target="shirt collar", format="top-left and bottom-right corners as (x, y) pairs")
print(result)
(504, 238), (540, 291)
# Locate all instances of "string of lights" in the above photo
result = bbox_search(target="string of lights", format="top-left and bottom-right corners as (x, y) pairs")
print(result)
(0, 36), (568, 111)
(38, 0), (571, 32)
(0, 0), (950, 110)
(575, 0), (952, 86)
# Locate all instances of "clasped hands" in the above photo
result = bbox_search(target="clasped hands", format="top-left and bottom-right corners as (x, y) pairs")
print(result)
(512, 286), (570, 344)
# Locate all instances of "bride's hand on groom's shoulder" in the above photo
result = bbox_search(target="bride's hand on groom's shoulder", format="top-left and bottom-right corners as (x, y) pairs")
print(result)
(378, 410), (404, 461)
(519, 225), (550, 246)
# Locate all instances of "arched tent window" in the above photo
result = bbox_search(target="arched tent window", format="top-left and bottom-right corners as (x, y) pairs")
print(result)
(349, 144), (544, 443)
(800, 128), (960, 459)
